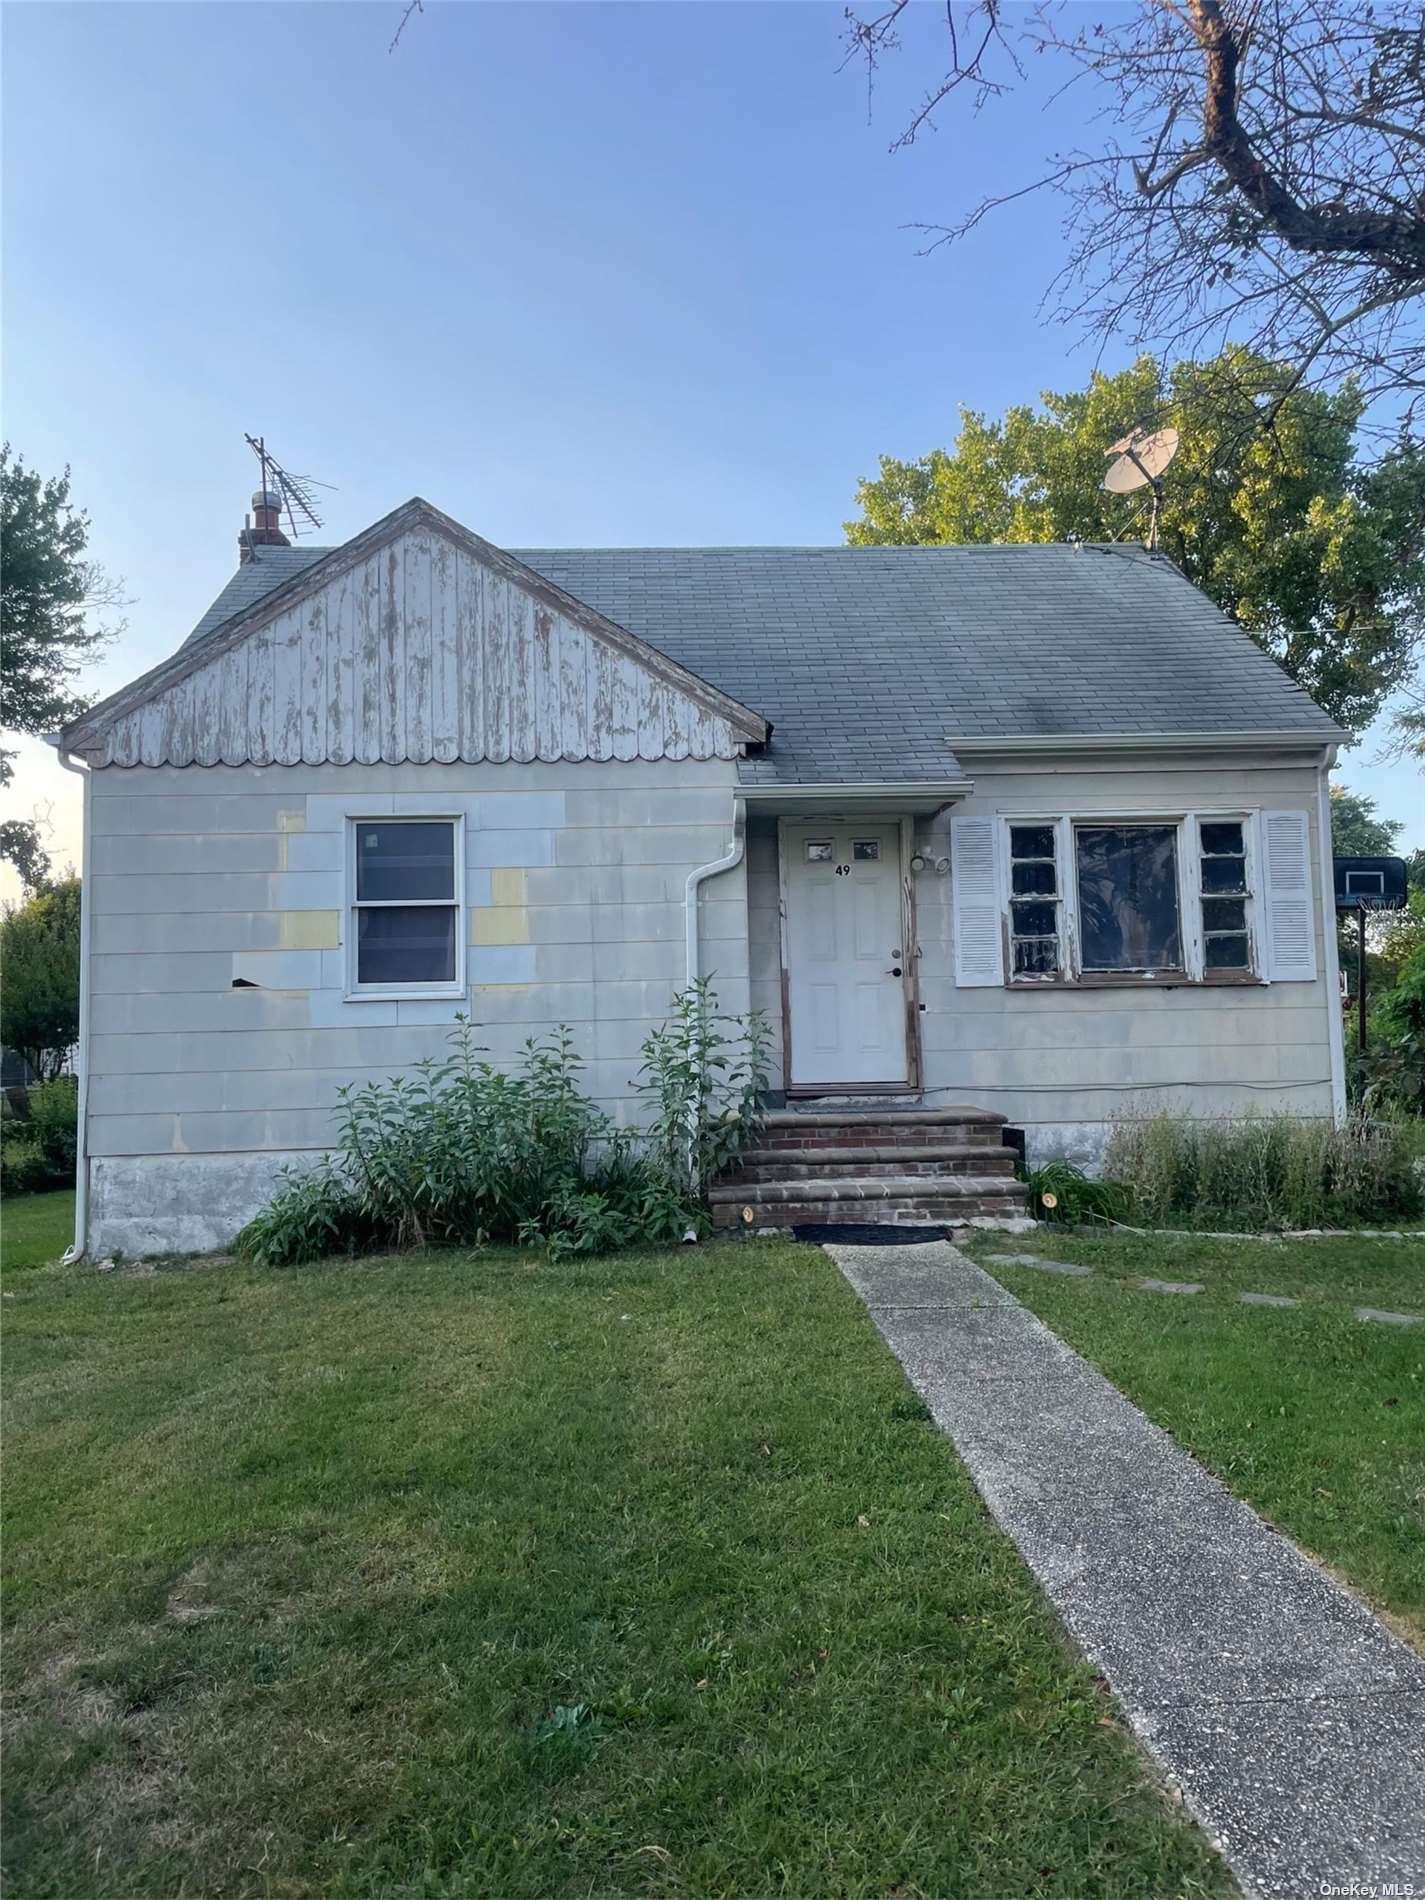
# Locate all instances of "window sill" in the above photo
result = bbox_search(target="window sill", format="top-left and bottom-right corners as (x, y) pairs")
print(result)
(342, 986), (466, 1004)
(1006, 972), (1265, 992)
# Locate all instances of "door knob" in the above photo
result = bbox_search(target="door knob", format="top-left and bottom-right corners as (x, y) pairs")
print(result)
(888, 965), (903, 977)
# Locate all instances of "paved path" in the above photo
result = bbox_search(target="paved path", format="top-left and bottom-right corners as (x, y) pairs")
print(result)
(829, 1238), (1425, 1900)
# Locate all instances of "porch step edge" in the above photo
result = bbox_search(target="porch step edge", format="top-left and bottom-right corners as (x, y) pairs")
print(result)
(710, 1175), (1023, 1205)
(762, 1106), (1008, 1130)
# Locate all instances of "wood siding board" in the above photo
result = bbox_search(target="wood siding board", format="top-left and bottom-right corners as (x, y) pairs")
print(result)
(381, 541), (405, 765)
(354, 554), (382, 765)
(250, 624), (275, 766)
(457, 553), (483, 762)
(431, 537), (460, 764)
(329, 570), (354, 765)
(508, 587), (536, 762)
(558, 618), (588, 762)
(485, 573), (511, 762)
(300, 594), (326, 764)
(611, 653), (641, 762)
(404, 532), (434, 764)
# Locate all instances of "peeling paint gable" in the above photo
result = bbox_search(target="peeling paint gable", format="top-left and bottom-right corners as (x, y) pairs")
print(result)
(64, 503), (767, 769)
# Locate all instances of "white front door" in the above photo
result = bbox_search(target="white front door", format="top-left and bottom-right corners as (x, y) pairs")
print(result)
(783, 821), (910, 1087)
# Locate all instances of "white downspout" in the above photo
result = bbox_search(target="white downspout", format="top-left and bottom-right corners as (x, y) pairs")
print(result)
(1315, 745), (1347, 1122)
(45, 737), (91, 1262)
(685, 795), (746, 986)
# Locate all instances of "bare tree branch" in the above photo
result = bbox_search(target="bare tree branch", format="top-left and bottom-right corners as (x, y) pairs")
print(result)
(842, 0), (1425, 436)
(389, 0), (423, 56)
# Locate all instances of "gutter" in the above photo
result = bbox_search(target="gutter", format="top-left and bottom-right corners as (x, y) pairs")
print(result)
(946, 730), (1350, 755)
(1315, 744), (1348, 1122)
(739, 780), (974, 814)
(44, 735), (91, 1263)
(686, 797), (746, 986)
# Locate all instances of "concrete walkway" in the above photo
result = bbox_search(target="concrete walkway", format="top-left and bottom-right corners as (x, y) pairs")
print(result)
(829, 1238), (1425, 1900)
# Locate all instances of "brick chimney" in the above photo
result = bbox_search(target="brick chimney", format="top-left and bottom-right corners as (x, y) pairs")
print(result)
(239, 487), (290, 563)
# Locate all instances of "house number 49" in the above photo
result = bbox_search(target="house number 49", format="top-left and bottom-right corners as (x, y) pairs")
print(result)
(834, 864), (852, 877)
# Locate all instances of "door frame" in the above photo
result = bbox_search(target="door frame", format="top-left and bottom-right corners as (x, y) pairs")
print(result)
(775, 814), (923, 1095)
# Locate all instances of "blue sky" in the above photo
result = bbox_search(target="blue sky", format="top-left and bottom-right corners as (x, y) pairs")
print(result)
(3, 0), (1418, 894)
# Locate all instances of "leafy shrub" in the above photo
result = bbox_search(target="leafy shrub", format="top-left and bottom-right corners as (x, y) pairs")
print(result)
(236, 989), (770, 1267)
(28, 1076), (78, 1180)
(1022, 1160), (1131, 1225)
(1103, 1112), (1423, 1230)
(1, 1129), (50, 1198)
(0, 1076), (78, 1195)
(633, 980), (772, 1198)
(1360, 938), (1425, 1118)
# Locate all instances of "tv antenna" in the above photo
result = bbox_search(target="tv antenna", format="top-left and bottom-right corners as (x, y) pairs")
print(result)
(243, 434), (334, 540)
(1102, 425), (1180, 551)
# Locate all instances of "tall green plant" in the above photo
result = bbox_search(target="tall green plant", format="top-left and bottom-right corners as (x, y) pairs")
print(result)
(633, 979), (771, 1197)
(237, 988), (771, 1268)
(1103, 1113), (1421, 1230)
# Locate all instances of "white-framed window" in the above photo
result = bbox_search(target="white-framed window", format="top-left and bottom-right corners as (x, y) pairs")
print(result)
(1195, 817), (1254, 973)
(951, 808), (1291, 989)
(346, 815), (464, 997)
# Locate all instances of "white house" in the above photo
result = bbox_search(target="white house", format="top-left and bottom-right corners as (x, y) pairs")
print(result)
(56, 492), (1346, 1256)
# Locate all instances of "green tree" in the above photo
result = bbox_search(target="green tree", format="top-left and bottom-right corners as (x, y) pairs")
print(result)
(0, 446), (120, 883)
(0, 878), (81, 1078)
(1330, 787), (1403, 859)
(846, 351), (1425, 736)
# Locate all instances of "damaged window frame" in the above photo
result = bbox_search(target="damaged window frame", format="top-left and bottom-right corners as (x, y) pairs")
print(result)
(345, 814), (465, 1000)
(1000, 812), (1264, 989)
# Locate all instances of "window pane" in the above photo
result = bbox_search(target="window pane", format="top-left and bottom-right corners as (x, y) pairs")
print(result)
(1011, 900), (1058, 938)
(356, 822), (454, 902)
(1012, 860), (1057, 897)
(1010, 825), (1055, 861)
(1200, 855), (1247, 895)
(356, 906), (456, 985)
(1075, 825), (1182, 970)
(805, 840), (834, 863)
(852, 840), (881, 862)
(1201, 896), (1247, 934)
(1200, 821), (1244, 856)
(1013, 938), (1060, 977)
(1205, 934), (1250, 970)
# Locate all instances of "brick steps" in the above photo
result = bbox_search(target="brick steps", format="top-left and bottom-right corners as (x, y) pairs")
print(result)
(722, 1145), (1020, 1186)
(714, 1104), (1028, 1231)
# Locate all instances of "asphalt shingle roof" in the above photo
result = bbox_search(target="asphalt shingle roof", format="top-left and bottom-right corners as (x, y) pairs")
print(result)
(181, 538), (1341, 786)
(183, 545), (333, 647)
(508, 544), (1341, 783)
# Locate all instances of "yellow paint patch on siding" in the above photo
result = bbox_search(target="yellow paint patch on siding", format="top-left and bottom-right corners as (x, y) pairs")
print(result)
(278, 807), (307, 832)
(472, 907), (530, 946)
(281, 910), (340, 949)
(490, 868), (526, 907)
(474, 982), (531, 995)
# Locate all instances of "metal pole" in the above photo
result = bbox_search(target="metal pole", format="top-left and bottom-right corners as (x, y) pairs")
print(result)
(1357, 904), (1368, 1055)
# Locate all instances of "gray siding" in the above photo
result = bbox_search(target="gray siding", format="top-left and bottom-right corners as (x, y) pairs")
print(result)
(911, 754), (1339, 1160)
(86, 758), (745, 1253)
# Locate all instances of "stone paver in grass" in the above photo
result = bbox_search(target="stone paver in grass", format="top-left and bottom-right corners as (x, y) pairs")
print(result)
(986, 1251), (1094, 1277)
(1139, 1278), (1205, 1295)
(1354, 1306), (1422, 1327)
(1238, 1292), (1299, 1309)
(832, 1238), (1425, 1900)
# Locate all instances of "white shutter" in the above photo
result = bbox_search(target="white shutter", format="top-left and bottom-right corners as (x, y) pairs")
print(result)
(951, 815), (1005, 987)
(1261, 808), (1318, 982)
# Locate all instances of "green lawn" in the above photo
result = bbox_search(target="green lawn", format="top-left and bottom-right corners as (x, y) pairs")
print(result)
(2, 1239), (1229, 1900)
(962, 1228), (1425, 1642)
(0, 1191), (75, 1270)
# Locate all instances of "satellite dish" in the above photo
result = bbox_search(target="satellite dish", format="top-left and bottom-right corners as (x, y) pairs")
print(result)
(1102, 426), (1180, 493)
(1102, 425), (1180, 548)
